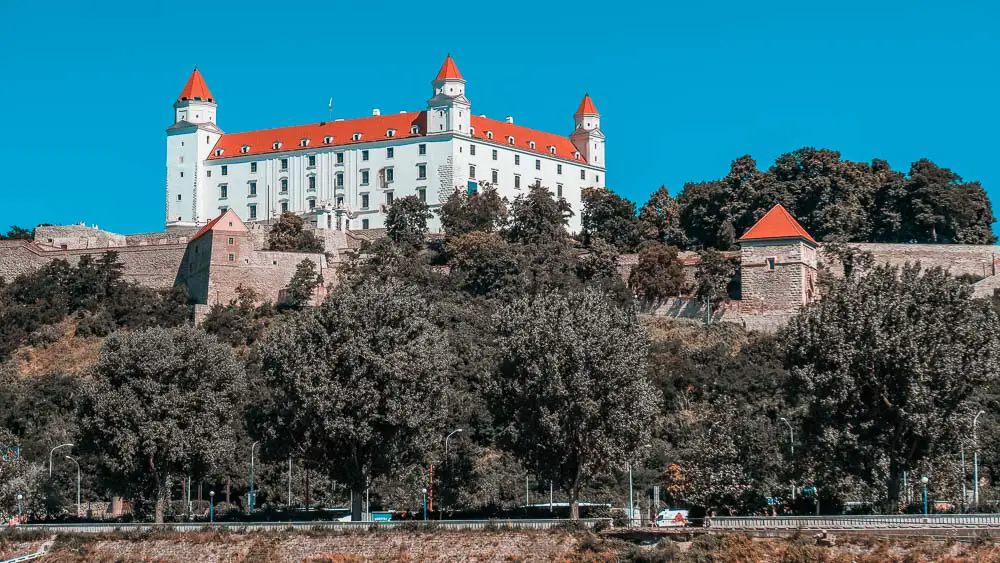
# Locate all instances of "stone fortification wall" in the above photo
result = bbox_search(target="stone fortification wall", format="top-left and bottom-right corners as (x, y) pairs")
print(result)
(33, 224), (127, 250)
(206, 250), (330, 307)
(0, 240), (186, 288)
(830, 243), (1000, 279)
(740, 240), (816, 314)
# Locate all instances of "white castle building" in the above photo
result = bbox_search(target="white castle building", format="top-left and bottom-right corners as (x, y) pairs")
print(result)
(165, 56), (605, 232)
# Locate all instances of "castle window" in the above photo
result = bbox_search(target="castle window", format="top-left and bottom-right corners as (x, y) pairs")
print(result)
(362, 219), (370, 229)
(241, 145), (250, 154)
(361, 170), (369, 185)
(385, 167), (394, 183)
(573, 151), (581, 159)
(301, 138), (310, 147)
(492, 149), (497, 160)
(228, 253), (235, 262)
(280, 159), (288, 171)
(535, 159), (540, 170)
(514, 155), (520, 165)
(486, 131), (494, 140)
(417, 164), (426, 180)
(308, 176), (316, 191)
(336, 172), (344, 187)
(308, 198), (316, 209)
(281, 201), (289, 213)
(419, 144), (426, 155)
(362, 150), (369, 161)
(249, 204), (257, 219)
(180, 171), (183, 177)
(528, 141), (536, 149)
(386, 147), (394, 159)
(557, 184), (563, 198)
(249, 181), (257, 196)
(273, 141), (283, 150)
(469, 127), (475, 135)
(308, 155), (316, 167)
(596, 174), (600, 183)
(324, 135), (333, 144)
(492, 169), (498, 184)
(207, 170), (211, 177)
(418, 187), (426, 202)
(507, 136), (514, 144)
(219, 184), (227, 199)
(228, 237), (234, 245)
(221, 165), (228, 176)
(514, 174), (521, 189)
(206, 135), (210, 144)
(361, 194), (370, 209)
(470, 144), (476, 156)
(557, 164), (563, 175)
(336, 152), (344, 164)
(250, 162), (257, 173)
(549, 146), (556, 155)
(766, 257), (776, 271)
(386, 191), (394, 206)
(469, 165), (476, 179)
(280, 178), (288, 192)
(411, 125), (420, 134)
(177, 194), (182, 201)
(352, 132), (362, 141)
(386, 128), (396, 137)
(580, 169), (586, 180)
(214, 148), (224, 157)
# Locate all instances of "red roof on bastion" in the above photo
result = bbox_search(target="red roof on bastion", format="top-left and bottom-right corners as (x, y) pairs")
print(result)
(739, 204), (817, 244)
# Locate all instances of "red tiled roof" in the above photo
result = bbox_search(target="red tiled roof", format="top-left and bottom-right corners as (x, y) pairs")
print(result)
(177, 68), (214, 103)
(739, 204), (816, 244)
(190, 211), (228, 242)
(434, 55), (463, 81)
(190, 209), (246, 242)
(207, 112), (428, 159)
(470, 115), (587, 164)
(575, 94), (598, 116)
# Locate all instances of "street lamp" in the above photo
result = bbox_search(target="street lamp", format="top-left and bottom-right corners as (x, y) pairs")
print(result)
(444, 428), (463, 459)
(628, 444), (652, 528)
(65, 456), (81, 518)
(16, 494), (23, 525)
(249, 441), (259, 514)
(779, 417), (795, 501)
(422, 488), (428, 521)
(921, 476), (929, 515)
(209, 490), (216, 523)
(49, 443), (73, 476)
(974, 410), (985, 511)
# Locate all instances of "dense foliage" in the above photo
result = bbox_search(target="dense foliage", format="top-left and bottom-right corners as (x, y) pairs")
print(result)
(266, 212), (324, 252)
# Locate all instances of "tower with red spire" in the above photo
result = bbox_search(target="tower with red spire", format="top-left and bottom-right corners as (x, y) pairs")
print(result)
(570, 93), (605, 175)
(427, 54), (471, 135)
(166, 67), (224, 227)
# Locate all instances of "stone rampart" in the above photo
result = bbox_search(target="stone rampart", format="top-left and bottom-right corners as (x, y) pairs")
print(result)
(830, 243), (1000, 279)
(0, 240), (186, 288)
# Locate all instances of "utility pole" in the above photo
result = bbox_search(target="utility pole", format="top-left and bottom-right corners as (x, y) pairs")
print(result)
(974, 410), (984, 511)
(780, 417), (796, 502)
(287, 458), (292, 509)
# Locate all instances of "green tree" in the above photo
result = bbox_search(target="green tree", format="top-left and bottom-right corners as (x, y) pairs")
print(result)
(784, 262), (1000, 509)
(0, 226), (33, 240)
(504, 183), (573, 245)
(638, 186), (686, 247)
(282, 259), (323, 309)
(202, 286), (274, 347)
(0, 428), (45, 523)
(892, 159), (997, 244)
(386, 195), (434, 247)
(439, 183), (508, 237)
(79, 326), (247, 523)
(487, 289), (659, 519)
(252, 279), (453, 520)
(695, 249), (737, 303)
(628, 244), (685, 306)
(267, 212), (324, 252)
(580, 187), (643, 251)
(447, 232), (521, 296)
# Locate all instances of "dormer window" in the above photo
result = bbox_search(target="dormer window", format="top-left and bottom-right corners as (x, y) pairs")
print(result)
(528, 141), (536, 150)
(324, 135), (333, 144)
(240, 145), (251, 154)
(386, 128), (396, 137)
(273, 141), (283, 150)
(352, 133), (362, 141)
(486, 131), (494, 140)
(214, 148), (224, 157)
(548, 146), (556, 155)
(300, 138), (310, 147)
(574, 151), (581, 159)
(410, 125), (420, 134)
(507, 136), (514, 145)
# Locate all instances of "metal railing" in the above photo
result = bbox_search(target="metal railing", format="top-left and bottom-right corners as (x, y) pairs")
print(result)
(711, 514), (1000, 530)
(9, 518), (611, 534)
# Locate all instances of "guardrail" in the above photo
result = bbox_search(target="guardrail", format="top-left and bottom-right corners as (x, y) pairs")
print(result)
(711, 514), (1000, 530)
(8, 518), (611, 534)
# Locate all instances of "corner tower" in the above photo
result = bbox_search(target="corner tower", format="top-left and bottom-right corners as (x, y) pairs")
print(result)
(738, 204), (819, 314)
(166, 68), (224, 228)
(426, 55), (471, 135)
(570, 94), (605, 169)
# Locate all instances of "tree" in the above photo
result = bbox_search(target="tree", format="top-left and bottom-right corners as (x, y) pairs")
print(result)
(504, 183), (573, 245)
(628, 244), (685, 306)
(386, 195), (433, 247)
(0, 428), (45, 523)
(580, 187), (643, 251)
(446, 232), (521, 296)
(252, 279), (453, 521)
(439, 183), (508, 237)
(784, 261), (1000, 509)
(0, 226), (33, 241)
(202, 286), (274, 347)
(695, 249), (737, 303)
(892, 159), (996, 244)
(282, 259), (323, 309)
(267, 212), (324, 252)
(487, 289), (659, 519)
(638, 186), (686, 247)
(79, 326), (247, 523)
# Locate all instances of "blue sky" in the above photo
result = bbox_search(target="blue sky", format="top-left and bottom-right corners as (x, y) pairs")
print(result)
(1, 0), (997, 235)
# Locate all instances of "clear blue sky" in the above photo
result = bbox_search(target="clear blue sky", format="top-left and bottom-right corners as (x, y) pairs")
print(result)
(1, 0), (997, 235)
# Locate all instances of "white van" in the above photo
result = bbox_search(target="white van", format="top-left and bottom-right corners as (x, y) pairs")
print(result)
(654, 508), (689, 527)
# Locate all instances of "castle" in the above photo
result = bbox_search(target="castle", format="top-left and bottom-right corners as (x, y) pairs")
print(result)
(166, 56), (605, 234)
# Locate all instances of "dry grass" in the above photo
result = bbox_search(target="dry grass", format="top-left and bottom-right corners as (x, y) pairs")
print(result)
(641, 316), (747, 353)
(11, 320), (103, 377)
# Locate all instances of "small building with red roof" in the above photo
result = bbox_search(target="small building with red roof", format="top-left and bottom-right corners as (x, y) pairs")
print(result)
(738, 204), (820, 313)
(165, 56), (606, 234)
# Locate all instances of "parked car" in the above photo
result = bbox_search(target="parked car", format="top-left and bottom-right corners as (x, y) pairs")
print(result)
(654, 508), (689, 527)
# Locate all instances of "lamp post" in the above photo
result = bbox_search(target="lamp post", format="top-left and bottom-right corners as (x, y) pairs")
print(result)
(974, 410), (984, 511)
(921, 476), (929, 515)
(779, 417), (795, 502)
(65, 456), (81, 518)
(422, 488), (428, 521)
(628, 444), (652, 528)
(16, 494), (23, 525)
(444, 428), (463, 459)
(49, 443), (73, 476)
(249, 441), (259, 514)
(209, 490), (215, 523)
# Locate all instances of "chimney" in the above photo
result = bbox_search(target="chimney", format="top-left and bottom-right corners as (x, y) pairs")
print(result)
(505, 116), (514, 124)
(372, 108), (381, 116)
